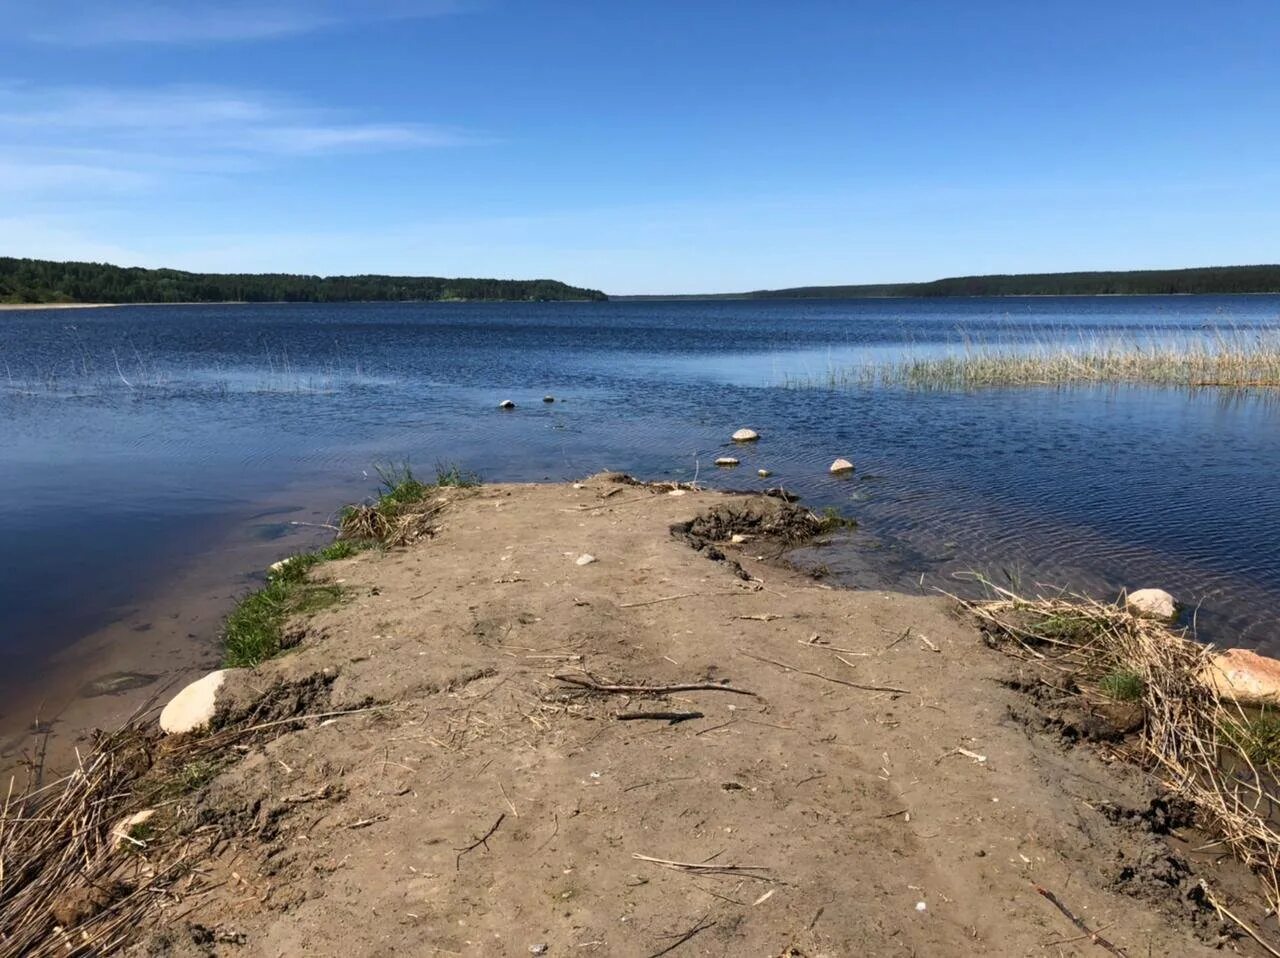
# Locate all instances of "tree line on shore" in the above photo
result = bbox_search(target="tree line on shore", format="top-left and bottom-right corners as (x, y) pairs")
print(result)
(617, 265), (1280, 300)
(0, 257), (608, 304)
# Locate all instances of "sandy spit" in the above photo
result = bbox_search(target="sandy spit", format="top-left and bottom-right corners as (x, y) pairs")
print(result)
(121, 475), (1258, 957)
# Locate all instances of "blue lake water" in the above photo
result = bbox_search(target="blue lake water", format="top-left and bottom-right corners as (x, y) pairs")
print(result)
(2, 296), (1279, 701)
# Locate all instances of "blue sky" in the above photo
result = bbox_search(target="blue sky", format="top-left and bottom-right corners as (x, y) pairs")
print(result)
(1, 1), (1277, 294)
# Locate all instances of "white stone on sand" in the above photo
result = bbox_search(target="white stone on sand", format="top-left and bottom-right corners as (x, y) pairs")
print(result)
(159, 669), (234, 735)
(575, 553), (597, 566)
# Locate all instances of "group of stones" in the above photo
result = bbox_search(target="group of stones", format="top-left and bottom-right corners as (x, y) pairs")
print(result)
(711, 427), (854, 479)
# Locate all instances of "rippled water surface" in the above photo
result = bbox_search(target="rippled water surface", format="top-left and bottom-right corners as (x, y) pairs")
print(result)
(3, 296), (1279, 687)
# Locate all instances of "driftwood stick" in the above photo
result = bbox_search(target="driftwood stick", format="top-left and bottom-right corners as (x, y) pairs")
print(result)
(633, 853), (770, 872)
(554, 673), (758, 697)
(455, 813), (505, 871)
(736, 650), (909, 694)
(616, 711), (705, 724)
(621, 591), (753, 608)
(1032, 883), (1128, 957)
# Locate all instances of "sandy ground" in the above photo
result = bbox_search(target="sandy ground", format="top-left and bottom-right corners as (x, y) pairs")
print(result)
(126, 475), (1264, 957)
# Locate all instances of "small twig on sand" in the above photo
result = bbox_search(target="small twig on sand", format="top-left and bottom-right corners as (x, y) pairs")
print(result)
(646, 913), (717, 958)
(633, 853), (772, 878)
(616, 711), (704, 724)
(554, 673), (759, 697)
(737, 650), (909, 695)
(455, 813), (506, 871)
(621, 590), (755, 608)
(1032, 883), (1128, 957)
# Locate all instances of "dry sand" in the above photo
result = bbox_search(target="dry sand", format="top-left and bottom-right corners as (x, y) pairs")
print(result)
(117, 475), (1265, 956)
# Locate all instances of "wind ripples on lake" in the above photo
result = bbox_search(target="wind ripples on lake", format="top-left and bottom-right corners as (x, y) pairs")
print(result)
(1, 296), (1279, 689)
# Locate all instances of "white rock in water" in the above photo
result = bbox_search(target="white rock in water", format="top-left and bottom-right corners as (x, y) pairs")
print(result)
(575, 553), (597, 566)
(757, 469), (772, 478)
(268, 558), (289, 574)
(498, 399), (516, 409)
(1125, 588), (1177, 622)
(159, 669), (233, 734)
(732, 428), (759, 442)
(543, 395), (555, 403)
(715, 457), (740, 467)
(829, 458), (855, 474)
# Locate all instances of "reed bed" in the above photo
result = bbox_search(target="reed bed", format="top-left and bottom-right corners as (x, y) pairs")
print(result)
(787, 330), (1280, 390)
(965, 584), (1280, 915)
(0, 729), (196, 958)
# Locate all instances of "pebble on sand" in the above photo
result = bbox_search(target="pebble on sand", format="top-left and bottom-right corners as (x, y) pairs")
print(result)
(499, 400), (516, 409)
(575, 553), (597, 566)
(715, 457), (740, 467)
(732, 428), (760, 442)
(829, 458), (855, 474)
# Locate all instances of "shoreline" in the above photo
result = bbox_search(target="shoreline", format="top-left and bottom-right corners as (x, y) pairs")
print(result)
(9, 475), (1269, 955)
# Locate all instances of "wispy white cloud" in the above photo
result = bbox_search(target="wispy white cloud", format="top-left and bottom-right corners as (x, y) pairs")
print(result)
(16, 1), (467, 46)
(0, 84), (471, 156)
(0, 83), (476, 198)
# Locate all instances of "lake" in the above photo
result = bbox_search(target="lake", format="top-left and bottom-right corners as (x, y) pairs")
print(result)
(3, 295), (1279, 730)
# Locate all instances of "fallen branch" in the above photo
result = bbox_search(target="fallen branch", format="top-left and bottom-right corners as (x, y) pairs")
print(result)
(554, 673), (758, 697)
(455, 813), (506, 871)
(1199, 880), (1280, 958)
(1033, 883), (1128, 957)
(736, 650), (909, 694)
(616, 711), (704, 724)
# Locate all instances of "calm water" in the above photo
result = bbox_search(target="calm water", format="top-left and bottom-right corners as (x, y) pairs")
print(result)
(3, 296), (1280, 693)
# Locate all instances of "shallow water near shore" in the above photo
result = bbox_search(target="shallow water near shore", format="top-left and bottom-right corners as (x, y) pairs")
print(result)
(2, 295), (1280, 735)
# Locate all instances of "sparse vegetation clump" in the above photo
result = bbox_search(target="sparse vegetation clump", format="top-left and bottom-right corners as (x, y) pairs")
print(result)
(1221, 712), (1280, 767)
(1099, 667), (1145, 702)
(227, 462), (479, 667)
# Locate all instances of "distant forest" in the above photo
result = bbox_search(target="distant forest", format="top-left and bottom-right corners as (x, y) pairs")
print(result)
(0, 257), (607, 304)
(618, 265), (1280, 300)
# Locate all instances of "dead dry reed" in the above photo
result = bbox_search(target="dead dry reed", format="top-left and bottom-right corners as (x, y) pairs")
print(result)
(0, 729), (192, 957)
(964, 583), (1280, 912)
(787, 329), (1280, 391)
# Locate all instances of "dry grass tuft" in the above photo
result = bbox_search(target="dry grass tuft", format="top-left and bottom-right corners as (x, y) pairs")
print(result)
(0, 729), (197, 957)
(965, 583), (1280, 910)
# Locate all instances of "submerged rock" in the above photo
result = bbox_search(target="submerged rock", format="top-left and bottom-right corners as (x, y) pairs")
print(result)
(714, 457), (740, 467)
(732, 428), (760, 442)
(829, 458), (855, 474)
(1204, 648), (1280, 705)
(757, 468), (772, 478)
(543, 395), (555, 403)
(1125, 588), (1177, 622)
(498, 400), (516, 410)
(160, 669), (238, 734)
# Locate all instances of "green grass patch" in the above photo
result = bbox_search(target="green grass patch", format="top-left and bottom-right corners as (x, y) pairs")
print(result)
(1098, 668), (1145, 702)
(224, 572), (350, 668)
(434, 461), (481, 488)
(1221, 712), (1280, 767)
(815, 505), (857, 532)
